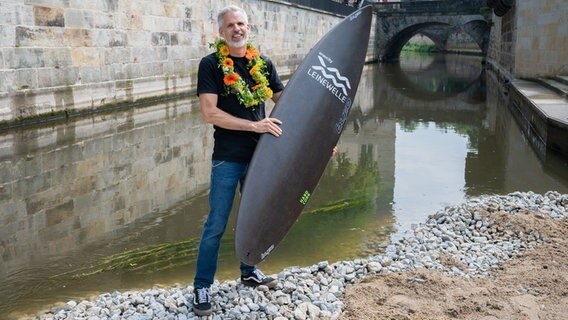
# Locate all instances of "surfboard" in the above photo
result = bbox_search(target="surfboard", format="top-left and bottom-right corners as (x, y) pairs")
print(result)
(235, 6), (373, 266)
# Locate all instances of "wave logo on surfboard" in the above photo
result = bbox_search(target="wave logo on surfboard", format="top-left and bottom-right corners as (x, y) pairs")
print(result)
(306, 52), (351, 103)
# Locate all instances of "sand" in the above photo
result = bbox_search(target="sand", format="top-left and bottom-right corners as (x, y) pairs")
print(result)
(340, 211), (568, 320)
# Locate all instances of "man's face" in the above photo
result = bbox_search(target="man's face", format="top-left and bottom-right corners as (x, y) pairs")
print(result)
(219, 11), (250, 48)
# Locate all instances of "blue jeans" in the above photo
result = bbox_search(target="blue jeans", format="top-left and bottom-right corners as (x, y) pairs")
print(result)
(193, 160), (256, 289)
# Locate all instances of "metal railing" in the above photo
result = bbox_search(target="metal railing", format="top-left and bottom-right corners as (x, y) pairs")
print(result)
(371, 0), (486, 13)
(274, 0), (358, 16)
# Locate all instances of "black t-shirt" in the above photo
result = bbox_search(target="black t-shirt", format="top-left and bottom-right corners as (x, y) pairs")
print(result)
(197, 52), (284, 163)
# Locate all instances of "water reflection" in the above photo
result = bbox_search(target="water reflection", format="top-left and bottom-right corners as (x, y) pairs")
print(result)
(1, 53), (568, 318)
(396, 52), (485, 101)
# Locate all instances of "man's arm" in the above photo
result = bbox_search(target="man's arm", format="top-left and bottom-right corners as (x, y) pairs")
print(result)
(199, 93), (283, 137)
(271, 91), (282, 104)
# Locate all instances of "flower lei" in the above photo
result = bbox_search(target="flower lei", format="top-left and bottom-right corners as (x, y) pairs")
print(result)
(211, 39), (273, 108)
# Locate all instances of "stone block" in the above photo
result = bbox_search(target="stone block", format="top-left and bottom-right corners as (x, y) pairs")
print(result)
(52, 88), (74, 109)
(125, 13), (144, 30)
(28, 0), (70, 8)
(11, 69), (37, 91)
(146, 1), (166, 16)
(0, 99), (12, 121)
(142, 15), (156, 31)
(104, 47), (131, 65)
(157, 16), (179, 32)
(176, 32), (191, 46)
(167, 46), (186, 61)
(91, 29), (127, 47)
(112, 11), (128, 29)
(126, 63), (145, 79)
(63, 28), (94, 47)
(19, 26), (73, 47)
(69, 0), (105, 11)
(12, 4), (35, 26)
(1, 3), (30, 25)
(155, 46), (168, 61)
(63, 8), (85, 28)
(130, 46), (152, 64)
(34, 6), (65, 27)
(0, 2), (14, 25)
(71, 47), (103, 66)
(43, 48), (72, 68)
(83, 10), (114, 29)
(45, 200), (74, 228)
(8, 48), (45, 69)
(0, 159), (15, 185)
(77, 65), (110, 84)
(170, 32), (179, 45)
(151, 32), (171, 46)
(127, 30), (151, 47)
(105, 0), (119, 12)
(107, 63), (127, 81)
(0, 25), (15, 47)
(37, 66), (79, 88)
(15, 174), (49, 199)
(109, 30), (128, 47)
(15, 26), (44, 47)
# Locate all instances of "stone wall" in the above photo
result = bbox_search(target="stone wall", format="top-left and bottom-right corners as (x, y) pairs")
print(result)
(0, 0), (376, 126)
(514, 0), (567, 76)
(487, 0), (567, 78)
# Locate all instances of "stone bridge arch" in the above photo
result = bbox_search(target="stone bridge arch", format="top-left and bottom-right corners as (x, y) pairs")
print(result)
(373, 3), (491, 62)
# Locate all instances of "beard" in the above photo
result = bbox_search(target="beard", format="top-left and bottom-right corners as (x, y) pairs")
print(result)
(226, 34), (247, 48)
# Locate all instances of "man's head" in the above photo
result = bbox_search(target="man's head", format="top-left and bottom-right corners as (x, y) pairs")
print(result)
(217, 5), (251, 48)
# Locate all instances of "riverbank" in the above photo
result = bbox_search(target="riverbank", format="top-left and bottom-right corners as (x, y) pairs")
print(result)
(341, 199), (568, 319)
(30, 191), (567, 319)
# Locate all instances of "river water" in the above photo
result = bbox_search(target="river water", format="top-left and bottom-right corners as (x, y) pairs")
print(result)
(1, 53), (568, 318)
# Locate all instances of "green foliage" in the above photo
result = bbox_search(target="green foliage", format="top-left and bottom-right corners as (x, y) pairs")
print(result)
(308, 149), (380, 213)
(51, 237), (203, 279)
(402, 44), (438, 53)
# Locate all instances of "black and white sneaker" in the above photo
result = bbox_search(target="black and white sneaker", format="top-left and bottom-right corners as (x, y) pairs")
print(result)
(241, 269), (277, 288)
(192, 287), (212, 316)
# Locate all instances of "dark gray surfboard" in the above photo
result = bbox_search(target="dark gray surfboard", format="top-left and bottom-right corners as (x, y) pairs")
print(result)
(235, 6), (373, 265)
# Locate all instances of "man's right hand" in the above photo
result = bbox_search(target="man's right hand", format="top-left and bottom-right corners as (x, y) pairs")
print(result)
(252, 118), (282, 137)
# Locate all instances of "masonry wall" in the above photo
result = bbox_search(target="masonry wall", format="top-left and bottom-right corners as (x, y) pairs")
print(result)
(0, 0), (376, 125)
(514, 0), (567, 77)
(487, 0), (567, 78)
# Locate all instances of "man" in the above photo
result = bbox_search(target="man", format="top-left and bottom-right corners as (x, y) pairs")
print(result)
(192, 5), (284, 317)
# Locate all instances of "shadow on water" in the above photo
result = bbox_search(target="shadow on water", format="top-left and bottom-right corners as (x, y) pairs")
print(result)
(1, 52), (568, 318)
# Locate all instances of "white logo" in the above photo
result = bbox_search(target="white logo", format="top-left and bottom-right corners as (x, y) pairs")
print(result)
(260, 244), (275, 260)
(307, 53), (351, 103)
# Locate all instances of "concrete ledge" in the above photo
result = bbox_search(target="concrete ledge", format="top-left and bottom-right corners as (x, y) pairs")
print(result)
(532, 77), (568, 99)
(509, 79), (568, 158)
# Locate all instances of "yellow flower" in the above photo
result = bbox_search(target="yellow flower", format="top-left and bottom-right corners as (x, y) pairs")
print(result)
(219, 45), (230, 56)
(222, 58), (234, 69)
(249, 65), (260, 76)
(264, 87), (273, 99)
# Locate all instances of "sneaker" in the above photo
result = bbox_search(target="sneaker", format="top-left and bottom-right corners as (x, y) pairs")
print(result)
(192, 287), (212, 316)
(241, 269), (278, 288)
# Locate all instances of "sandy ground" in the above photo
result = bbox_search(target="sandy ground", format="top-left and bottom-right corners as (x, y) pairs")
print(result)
(340, 211), (568, 320)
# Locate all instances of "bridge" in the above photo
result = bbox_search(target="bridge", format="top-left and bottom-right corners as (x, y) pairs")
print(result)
(368, 0), (492, 62)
